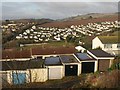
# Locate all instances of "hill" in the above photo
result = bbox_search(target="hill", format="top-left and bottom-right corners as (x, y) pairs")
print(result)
(39, 13), (118, 28)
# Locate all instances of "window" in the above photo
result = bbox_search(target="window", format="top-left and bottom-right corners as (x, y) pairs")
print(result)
(104, 44), (112, 49)
(117, 44), (120, 48)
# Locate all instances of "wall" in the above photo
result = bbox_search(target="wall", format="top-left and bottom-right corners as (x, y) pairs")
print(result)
(30, 68), (48, 82)
(98, 59), (110, 71)
(92, 37), (104, 49)
(104, 44), (120, 51)
(2, 70), (30, 85)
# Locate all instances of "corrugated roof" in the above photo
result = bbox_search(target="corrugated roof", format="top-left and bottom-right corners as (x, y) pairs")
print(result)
(88, 50), (115, 57)
(98, 36), (119, 44)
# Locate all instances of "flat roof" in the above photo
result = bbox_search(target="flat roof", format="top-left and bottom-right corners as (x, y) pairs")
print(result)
(2, 50), (31, 59)
(88, 50), (115, 57)
(75, 53), (95, 61)
(60, 55), (79, 63)
(45, 57), (62, 66)
(1, 59), (44, 71)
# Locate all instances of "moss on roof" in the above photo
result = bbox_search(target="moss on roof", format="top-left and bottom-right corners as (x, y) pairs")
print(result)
(98, 36), (120, 44)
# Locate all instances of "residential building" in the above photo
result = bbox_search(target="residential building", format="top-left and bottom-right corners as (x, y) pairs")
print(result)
(92, 36), (120, 56)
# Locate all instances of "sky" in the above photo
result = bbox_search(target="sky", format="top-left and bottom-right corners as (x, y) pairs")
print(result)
(1, 1), (119, 20)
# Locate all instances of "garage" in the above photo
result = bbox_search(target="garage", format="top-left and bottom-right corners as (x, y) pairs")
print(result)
(82, 62), (95, 73)
(48, 66), (63, 79)
(45, 57), (63, 79)
(65, 65), (78, 76)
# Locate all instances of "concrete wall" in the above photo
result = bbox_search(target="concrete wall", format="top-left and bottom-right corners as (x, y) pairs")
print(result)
(30, 68), (48, 82)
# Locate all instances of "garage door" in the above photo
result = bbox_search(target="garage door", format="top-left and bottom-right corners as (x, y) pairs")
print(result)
(65, 65), (78, 76)
(49, 67), (62, 79)
(12, 73), (26, 85)
(82, 62), (94, 73)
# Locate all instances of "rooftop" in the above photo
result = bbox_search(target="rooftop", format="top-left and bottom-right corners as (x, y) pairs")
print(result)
(2, 59), (44, 71)
(98, 36), (120, 44)
(75, 53), (95, 61)
(32, 46), (76, 55)
(45, 57), (62, 66)
(88, 50), (115, 57)
(2, 50), (31, 59)
(60, 55), (79, 63)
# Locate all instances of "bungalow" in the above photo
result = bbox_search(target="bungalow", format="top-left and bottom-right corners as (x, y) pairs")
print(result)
(92, 36), (120, 56)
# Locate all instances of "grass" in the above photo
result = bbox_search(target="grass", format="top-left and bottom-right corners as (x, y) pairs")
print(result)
(22, 41), (75, 50)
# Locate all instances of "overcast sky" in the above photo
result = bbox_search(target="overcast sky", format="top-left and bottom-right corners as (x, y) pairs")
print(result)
(1, 1), (119, 20)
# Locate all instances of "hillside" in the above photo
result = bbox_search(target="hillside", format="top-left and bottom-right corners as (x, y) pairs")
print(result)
(39, 13), (118, 28)
(60, 13), (118, 21)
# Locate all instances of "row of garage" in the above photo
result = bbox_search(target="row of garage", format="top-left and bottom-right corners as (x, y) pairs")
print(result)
(45, 50), (114, 79)
(1, 50), (115, 85)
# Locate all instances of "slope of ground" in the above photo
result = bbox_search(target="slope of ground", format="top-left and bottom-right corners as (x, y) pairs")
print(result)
(39, 15), (118, 28)
(3, 70), (120, 89)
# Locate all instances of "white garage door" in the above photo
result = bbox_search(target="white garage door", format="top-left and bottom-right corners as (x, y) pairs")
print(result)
(49, 67), (63, 79)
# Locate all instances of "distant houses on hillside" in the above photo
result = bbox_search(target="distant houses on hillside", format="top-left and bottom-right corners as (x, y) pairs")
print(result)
(12, 20), (119, 43)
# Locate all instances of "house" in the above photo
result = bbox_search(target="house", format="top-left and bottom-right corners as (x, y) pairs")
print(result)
(1, 59), (47, 85)
(92, 36), (120, 56)
(87, 50), (115, 72)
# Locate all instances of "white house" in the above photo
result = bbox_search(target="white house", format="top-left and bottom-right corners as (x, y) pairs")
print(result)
(92, 36), (120, 56)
